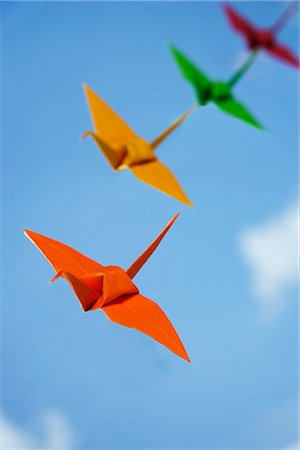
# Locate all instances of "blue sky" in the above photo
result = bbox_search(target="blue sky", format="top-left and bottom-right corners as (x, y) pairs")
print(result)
(1, 1), (298, 449)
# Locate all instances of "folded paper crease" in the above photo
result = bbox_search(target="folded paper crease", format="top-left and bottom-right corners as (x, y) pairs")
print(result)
(24, 213), (190, 362)
(82, 84), (193, 206)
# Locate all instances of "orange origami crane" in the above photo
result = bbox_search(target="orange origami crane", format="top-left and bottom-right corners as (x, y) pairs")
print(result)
(82, 84), (194, 206)
(24, 213), (190, 362)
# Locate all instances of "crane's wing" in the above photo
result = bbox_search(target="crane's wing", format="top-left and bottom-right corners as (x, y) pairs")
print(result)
(170, 45), (212, 103)
(83, 84), (137, 143)
(267, 42), (300, 68)
(216, 96), (264, 130)
(129, 160), (192, 206)
(150, 105), (196, 150)
(223, 3), (256, 37)
(24, 230), (103, 279)
(102, 293), (190, 362)
(127, 213), (179, 279)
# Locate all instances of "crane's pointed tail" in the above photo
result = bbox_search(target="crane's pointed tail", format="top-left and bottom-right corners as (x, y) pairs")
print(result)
(271, 2), (299, 34)
(150, 105), (196, 150)
(126, 213), (180, 279)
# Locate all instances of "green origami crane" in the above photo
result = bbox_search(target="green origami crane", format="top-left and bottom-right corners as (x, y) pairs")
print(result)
(170, 45), (264, 130)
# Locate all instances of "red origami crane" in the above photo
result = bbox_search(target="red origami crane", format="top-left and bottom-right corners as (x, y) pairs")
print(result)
(24, 214), (190, 362)
(224, 2), (299, 68)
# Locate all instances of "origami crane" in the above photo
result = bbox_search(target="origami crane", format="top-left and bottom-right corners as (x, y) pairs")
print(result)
(82, 84), (194, 206)
(170, 45), (264, 130)
(24, 213), (190, 362)
(224, 2), (300, 69)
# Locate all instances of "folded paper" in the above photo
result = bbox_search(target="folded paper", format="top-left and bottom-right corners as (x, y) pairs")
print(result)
(24, 213), (190, 362)
(170, 45), (264, 130)
(224, 3), (299, 69)
(82, 84), (194, 206)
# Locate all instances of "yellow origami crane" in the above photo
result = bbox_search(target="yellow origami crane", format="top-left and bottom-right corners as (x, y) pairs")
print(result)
(82, 84), (194, 206)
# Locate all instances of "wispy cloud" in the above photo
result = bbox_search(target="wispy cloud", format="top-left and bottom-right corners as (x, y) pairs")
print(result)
(1, 409), (74, 450)
(239, 202), (298, 314)
(283, 442), (300, 450)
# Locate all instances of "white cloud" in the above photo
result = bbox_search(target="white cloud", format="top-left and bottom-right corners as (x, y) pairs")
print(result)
(239, 202), (298, 313)
(1, 409), (74, 450)
(283, 442), (300, 450)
